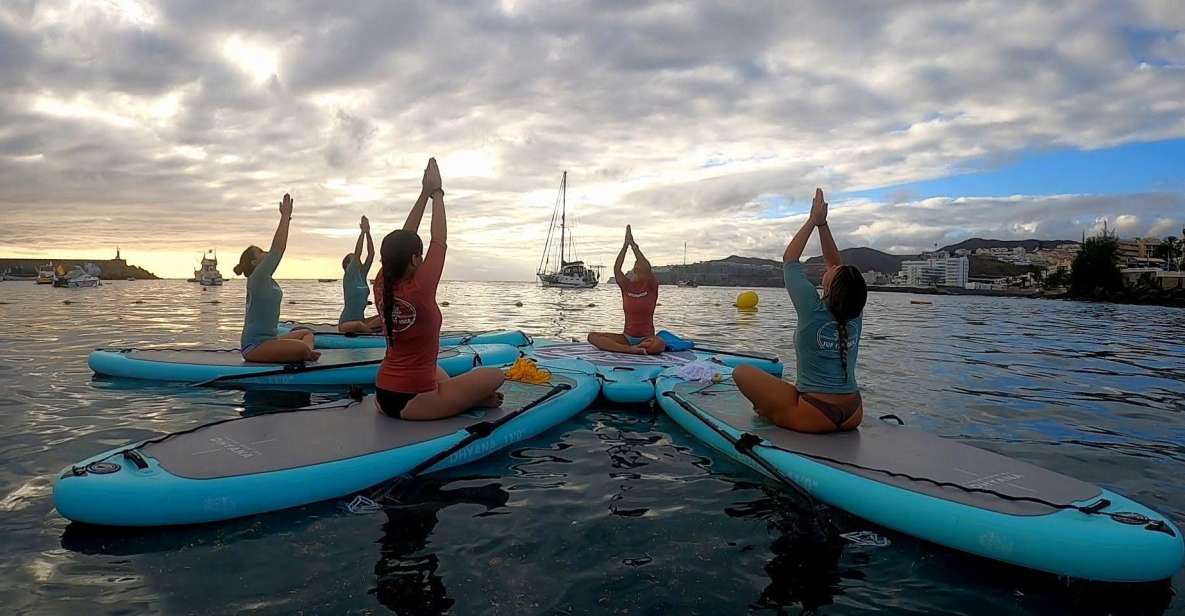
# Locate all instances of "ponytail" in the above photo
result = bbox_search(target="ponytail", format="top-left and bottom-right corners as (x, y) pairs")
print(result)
(379, 230), (424, 345)
(234, 246), (261, 277)
(381, 267), (397, 345)
(824, 265), (868, 382)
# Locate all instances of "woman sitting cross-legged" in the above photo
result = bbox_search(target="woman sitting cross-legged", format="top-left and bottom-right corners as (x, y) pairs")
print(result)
(734, 188), (867, 433)
(373, 158), (504, 420)
(587, 225), (667, 355)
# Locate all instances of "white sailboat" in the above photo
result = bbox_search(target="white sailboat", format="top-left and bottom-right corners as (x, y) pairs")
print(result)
(536, 171), (600, 289)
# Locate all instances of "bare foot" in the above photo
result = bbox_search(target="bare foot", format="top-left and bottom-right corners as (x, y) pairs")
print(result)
(307, 350), (321, 362)
(630, 346), (648, 355)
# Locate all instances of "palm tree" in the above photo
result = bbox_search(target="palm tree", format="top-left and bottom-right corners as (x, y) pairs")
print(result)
(1070, 234), (1122, 298)
(1155, 236), (1180, 271)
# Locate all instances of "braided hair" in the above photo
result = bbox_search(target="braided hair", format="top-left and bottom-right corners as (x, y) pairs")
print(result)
(378, 229), (424, 346)
(824, 265), (868, 381)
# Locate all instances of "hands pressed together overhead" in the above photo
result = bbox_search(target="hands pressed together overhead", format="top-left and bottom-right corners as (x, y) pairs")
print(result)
(809, 188), (828, 227)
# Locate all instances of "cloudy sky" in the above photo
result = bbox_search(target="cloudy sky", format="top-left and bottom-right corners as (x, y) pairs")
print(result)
(1, 0), (1184, 279)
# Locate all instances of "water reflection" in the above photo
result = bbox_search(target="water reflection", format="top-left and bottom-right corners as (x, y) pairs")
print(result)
(372, 478), (510, 616)
(725, 488), (852, 613)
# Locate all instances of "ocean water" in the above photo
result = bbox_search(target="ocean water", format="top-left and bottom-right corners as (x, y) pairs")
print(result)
(0, 279), (1183, 615)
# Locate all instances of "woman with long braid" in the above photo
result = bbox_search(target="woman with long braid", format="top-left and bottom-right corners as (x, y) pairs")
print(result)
(372, 158), (504, 420)
(734, 188), (867, 433)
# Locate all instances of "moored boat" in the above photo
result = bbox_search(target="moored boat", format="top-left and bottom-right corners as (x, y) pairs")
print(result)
(537, 172), (601, 289)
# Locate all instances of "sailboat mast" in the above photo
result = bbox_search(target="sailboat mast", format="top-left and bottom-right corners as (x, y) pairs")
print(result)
(560, 171), (567, 265)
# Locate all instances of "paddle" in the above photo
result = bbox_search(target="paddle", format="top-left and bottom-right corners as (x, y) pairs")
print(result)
(657, 330), (780, 363)
(357, 382), (572, 507)
(189, 358), (385, 388)
(663, 390), (833, 540)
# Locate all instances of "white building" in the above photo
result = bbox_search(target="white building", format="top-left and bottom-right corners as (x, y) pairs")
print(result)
(900, 256), (969, 288)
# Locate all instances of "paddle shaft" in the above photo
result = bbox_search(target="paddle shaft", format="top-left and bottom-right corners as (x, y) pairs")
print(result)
(692, 346), (779, 363)
(367, 382), (572, 501)
(664, 391), (827, 523)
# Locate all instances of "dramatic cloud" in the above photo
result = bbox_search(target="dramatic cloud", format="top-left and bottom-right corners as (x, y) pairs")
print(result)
(1, 0), (1183, 278)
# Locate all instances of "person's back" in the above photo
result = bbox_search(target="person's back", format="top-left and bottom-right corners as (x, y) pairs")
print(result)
(371, 158), (504, 422)
(784, 261), (862, 394)
(734, 188), (867, 433)
(374, 235), (445, 395)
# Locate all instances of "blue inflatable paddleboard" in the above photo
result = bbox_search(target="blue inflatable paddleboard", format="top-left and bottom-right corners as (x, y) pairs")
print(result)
(87, 344), (520, 386)
(277, 322), (532, 350)
(55, 358), (600, 526)
(655, 366), (1184, 582)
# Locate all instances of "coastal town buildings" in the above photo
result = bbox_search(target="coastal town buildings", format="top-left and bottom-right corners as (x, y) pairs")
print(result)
(1117, 237), (1163, 264)
(899, 256), (969, 288)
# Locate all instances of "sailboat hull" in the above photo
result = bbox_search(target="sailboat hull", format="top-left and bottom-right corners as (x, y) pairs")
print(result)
(537, 273), (598, 289)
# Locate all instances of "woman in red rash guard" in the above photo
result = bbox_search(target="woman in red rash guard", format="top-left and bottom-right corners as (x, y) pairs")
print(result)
(587, 225), (667, 355)
(372, 158), (504, 420)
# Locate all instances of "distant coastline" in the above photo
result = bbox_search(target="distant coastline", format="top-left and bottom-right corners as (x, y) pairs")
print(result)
(0, 258), (159, 280)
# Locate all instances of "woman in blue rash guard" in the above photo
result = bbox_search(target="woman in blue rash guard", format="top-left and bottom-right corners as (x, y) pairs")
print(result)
(734, 188), (868, 434)
(338, 215), (383, 334)
(232, 193), (320, 363)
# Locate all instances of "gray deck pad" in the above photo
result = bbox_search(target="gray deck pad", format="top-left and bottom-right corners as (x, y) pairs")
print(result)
(531, 342), (696, 367)
(124, 348), (436, 367)
(141, 377), (573, 479)
(673, 382), (1100, 516)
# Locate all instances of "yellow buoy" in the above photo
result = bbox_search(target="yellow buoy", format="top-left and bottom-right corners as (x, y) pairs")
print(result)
(735, 290), (759, 309)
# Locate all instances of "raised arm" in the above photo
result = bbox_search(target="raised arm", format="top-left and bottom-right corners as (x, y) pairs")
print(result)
(613, 226), (630, 282)
(402, 161), (434, 233)
(814, 189), (841, 267)
(427, 158), (446, 243)
(783, 187), (829, 263)
(361, 215), (375, 271)
(269, 193), (293, 256)
(352, 217), (365, 261)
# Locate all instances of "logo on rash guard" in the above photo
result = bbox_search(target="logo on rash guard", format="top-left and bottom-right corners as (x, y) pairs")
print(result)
(390, 298), (416, 332)
(816, 321), (859, 353)
(626, 291), (649, 298)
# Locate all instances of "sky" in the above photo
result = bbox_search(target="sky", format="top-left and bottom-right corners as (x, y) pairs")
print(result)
(1, 0), (1184, 280)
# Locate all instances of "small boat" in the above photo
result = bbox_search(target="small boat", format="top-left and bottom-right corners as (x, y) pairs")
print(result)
(126, 277), (136, 281)
(676, 280), (699, 288)
(2, 268), (38, 281)
(36, 264), (55, 284)
(318, 278), (336, 283)
(536, 172), (601, 289)
(195, 250), (224, 286)
(54, 265), (102, 288)
(910, 300), (932, 305)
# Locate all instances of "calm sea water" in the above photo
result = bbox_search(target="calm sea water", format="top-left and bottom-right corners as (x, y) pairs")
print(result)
(0, 279), (1183, 615)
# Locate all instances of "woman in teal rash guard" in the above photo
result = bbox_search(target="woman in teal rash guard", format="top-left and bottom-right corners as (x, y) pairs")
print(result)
(734, 188), (868, 434)
(232, 193), (320, 363)
(338, 215), (382, 334)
